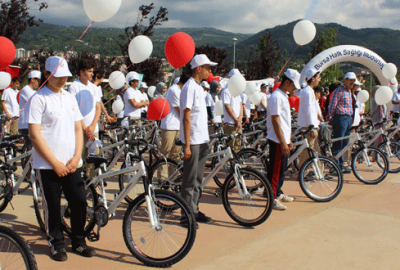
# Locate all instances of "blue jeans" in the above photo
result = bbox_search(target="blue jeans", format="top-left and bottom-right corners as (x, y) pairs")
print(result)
(332, 114), (353, 167)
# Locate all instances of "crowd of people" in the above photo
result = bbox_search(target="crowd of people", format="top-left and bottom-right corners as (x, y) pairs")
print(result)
(0, 53), (396, 262)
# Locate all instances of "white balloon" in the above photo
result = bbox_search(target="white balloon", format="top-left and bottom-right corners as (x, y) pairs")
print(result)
(375, 86), (393, 105)
(357, 90), (369, 104)
(214, 100), (224, 116)
(112, 99), (124, 114)
(0, 72), (11, 89)
(249, 91), (263, 105)
(382, 63), (397, 80)
(83, 0), (122, 23)
(109, 71), (126, 89)
(148, 86), (156, 98)
(245, 81), (257, 95)
(128, 35), (153, 64)
(293, 20), (317, 46)
(228, 74), (246, 97)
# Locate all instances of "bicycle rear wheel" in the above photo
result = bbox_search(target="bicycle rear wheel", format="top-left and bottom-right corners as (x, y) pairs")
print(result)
(299, 156), (343, 202)
(352, 147), (388, 184)
(0, 170), (10, 213)
(378, 142), (400, 173)
(0, 225), (38, 270)
(149, 159), (182, 193)
(237, 148), (268, 178)
(123, 190), (196, 267)
(222, 167), (273, 227)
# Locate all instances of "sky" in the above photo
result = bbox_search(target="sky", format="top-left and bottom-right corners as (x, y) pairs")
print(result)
(28, 0), (400, 34)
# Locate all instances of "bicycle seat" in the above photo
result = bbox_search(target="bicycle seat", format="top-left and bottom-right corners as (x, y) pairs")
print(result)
(2, 134), (26, 142)
(104, 123), (121, 130)
(175, 139), (183, 146)
(85, 156), (108, 169)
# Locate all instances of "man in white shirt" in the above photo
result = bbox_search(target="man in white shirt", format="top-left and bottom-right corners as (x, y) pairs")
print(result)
(221, 69), (244, 153)
(180, 54), (217, 224)
(298, 68), (322, 168)
(1, 77), (20, 135)
(124, 72), (148, 126)
(92, 71), (112, 123)
(266, 69), (300, 210)
(139, 82), (149, 119)
(391, 84), (400, 121)
(257, 83), (268, 117)
(18, 70), (41, 149)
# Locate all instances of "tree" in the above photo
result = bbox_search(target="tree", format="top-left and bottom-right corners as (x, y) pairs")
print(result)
(118, 3), (168, 85)
(0, 0), (48, 44)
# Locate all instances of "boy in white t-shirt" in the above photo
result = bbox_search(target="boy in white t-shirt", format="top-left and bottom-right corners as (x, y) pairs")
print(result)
(124, 72), (148, 126)
(266, 69), (300, 211)
(92, 71), (112, 123)
(29, 57), (96, 261)
(1, 77), (20, 135)
(180, 54), (217, 224)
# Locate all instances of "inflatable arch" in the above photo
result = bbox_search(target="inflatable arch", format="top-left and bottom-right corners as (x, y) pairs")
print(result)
(300, 45), (398, 91)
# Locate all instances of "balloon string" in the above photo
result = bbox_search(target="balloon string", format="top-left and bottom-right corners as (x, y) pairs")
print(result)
(274, 45), (300, 83)
(0, 22), (94, 137)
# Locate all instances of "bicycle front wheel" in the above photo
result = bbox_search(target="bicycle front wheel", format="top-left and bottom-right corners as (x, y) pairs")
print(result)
(378, 142), (400, 173)
(0, 225), (38, 269)
(222, 167), (273, 227)
(299, 156), (343, 202)
(123, 190), (196, 267)
(352, 147), (389, 184)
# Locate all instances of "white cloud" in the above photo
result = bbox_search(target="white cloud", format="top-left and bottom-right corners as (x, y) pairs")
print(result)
(28, 0), (400, 33)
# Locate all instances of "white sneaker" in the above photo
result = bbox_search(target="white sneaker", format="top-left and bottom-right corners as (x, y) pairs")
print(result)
(277, 194), (294, 202)
(273, 199), (287, 210)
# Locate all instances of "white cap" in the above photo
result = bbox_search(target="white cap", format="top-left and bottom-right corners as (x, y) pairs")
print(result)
(228, 68), (244, 78)
(305, 68), (319, 81)
(354, 79), (363, 86)
(284, 68), (301, 89)
(28, 70), (41, 79)
(190, 54), (217, 69)
(127, 72), (140, 82)
(45, 57), (72, 77)
(140, 82), (148, 88)
(344, 72), (357, 80)
(200, 81), (210, 89)
(174, 77), (180, 84)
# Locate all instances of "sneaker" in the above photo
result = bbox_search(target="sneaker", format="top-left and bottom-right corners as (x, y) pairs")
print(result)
(277, 193), (294, 202)
(341, 167), (351, 174)
(51, 247), (67, 262)
(195, 212), (212, 223)
(273, 199), (287, 210)
(180, 217), (199, 229)
(72, 244), (96, 258)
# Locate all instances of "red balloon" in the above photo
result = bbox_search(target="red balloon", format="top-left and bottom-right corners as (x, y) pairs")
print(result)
(17, 91), (20, 104)
(165, 32), (195, 69)
(294, 95), (300, 112)
(147, 98), (170, 121)
(272, 82), (281, 92)
(206, 72), (213, 83)
(0, 37), (16, 70)
(288, 96), (296, 108)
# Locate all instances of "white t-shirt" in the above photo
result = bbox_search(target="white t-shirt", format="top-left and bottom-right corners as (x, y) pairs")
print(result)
(257, 92), (268, 112)
(221, 87), (241, 124)
(124, 87), (143, 118)
(298, 85), (319, 128)
(141, 92), (149, 112)
(315, 100), (322, 126)
(68, 79), (101, 133)
(1, 88), (20, 117)
(266, 89), (291, 144)
(28, 87), (83, 169)
(18, 85), (36, 129)
(205, 93), (222, 123)
(116, 95), (125, 119)
(95, 85), (103, 99)
(161, 84), (181, 130)
(392, 91), (400, 113)
(353, 95), (362, 127)
(240, 92), (251, 119)
(179, 78), (209, 145)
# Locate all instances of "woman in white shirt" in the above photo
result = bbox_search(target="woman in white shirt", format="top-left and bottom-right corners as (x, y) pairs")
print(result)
(29, 57), (96, 262)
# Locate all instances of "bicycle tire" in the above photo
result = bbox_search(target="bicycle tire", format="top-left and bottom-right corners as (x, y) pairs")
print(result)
(221, 167), (273, 227)
(210, 150), (239, 188)
(100, 135), (117, 164)
(149, 158), (183, 193)
(237, 148), (268, 178)
(299, 156), (343, 202)
(0, 170), (10, 213)
(61, 184), (99, 237)
(33, 180), (46, 232)
(118, 156), (145, 203)
(0, 225), (38, 270)
(378, 141), (400, 173)
(122, 190), (196, 267)
(352, 146), (389, 184)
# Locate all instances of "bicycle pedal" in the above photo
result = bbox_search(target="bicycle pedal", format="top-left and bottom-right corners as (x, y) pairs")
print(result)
(214, 190), (221, 197)
(87, 231), (99, 242)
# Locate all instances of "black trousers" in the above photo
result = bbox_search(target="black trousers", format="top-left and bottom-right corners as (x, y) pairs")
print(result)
(266, 140), (288, 198)
(39, 168), (87, 249)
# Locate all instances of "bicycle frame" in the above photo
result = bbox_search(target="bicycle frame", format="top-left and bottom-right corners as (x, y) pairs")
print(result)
(5, 150), (33, 195)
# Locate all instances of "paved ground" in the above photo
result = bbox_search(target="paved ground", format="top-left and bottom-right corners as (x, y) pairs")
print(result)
(1, 166), (400, 269)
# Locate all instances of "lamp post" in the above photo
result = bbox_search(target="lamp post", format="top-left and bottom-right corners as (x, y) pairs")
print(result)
(233, 38), (237, 69)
